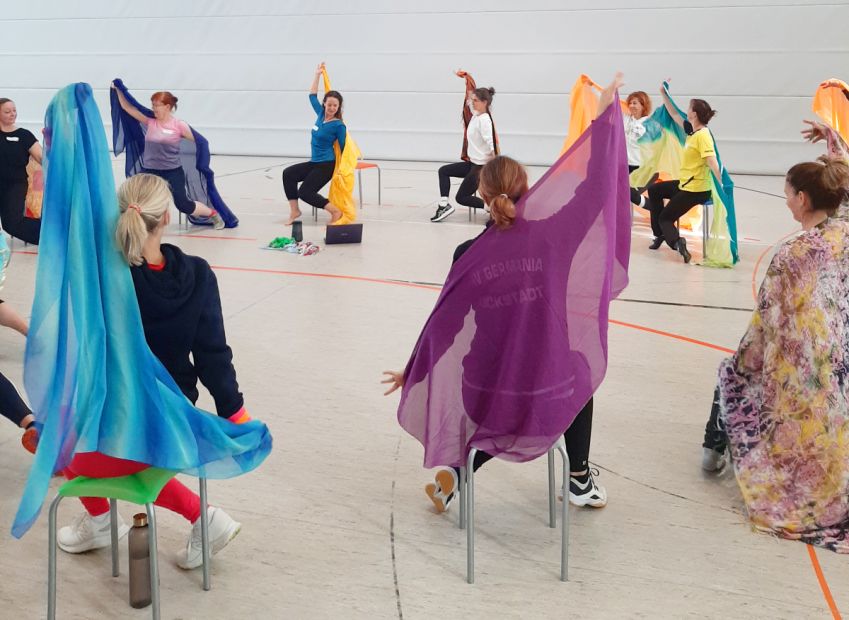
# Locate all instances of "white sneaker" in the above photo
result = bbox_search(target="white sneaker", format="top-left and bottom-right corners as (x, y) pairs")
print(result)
(178, 507), (241, 570)
(58, 511), (129, 553)
(210, 212), (225, 230)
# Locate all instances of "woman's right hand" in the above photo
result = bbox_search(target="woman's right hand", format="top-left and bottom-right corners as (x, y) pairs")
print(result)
(455, 69), (467, 78)
(381, 370), (405, 395)
(801, 119), (829, 144)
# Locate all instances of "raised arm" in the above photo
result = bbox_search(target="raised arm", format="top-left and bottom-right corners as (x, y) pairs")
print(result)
(310, 62), (325, 95)
(111, 82), (149, 124)
(457, 69), (477, 127)
(660, 82), (685, 129)
(597, 72), (624, 116)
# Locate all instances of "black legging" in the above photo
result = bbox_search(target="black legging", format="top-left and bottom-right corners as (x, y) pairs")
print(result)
(0, 370), (32, 427)
(628, 165), (643, 206)
(438, 161), (484, 210)
(455, 397), (595, 476)
(282, 160), (335, 209)
(141, 167), (196, 215)
(0, 179), (41, 245)
(646, 180), (711, 248)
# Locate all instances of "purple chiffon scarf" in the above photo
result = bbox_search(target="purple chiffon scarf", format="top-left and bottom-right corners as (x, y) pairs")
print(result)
(397, 100), (630, 468)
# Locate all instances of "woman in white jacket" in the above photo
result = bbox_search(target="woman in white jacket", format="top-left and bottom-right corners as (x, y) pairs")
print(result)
(431, 71), (498, 222)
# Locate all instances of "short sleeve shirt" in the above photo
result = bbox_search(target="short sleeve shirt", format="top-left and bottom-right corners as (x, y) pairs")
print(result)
(0, 128), (37, 181)
(678, 125), (715, 193)
(143, 117), (190, 170)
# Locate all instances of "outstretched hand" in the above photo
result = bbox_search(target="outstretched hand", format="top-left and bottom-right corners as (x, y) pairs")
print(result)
(316, 62), (326, 76)
(455, 69), (467, 78)
(381, 370), (404, 396)
(801, 119), (829, 144)
(820, 78), (845, 89)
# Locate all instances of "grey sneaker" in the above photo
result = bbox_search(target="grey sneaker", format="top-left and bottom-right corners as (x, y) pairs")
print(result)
(430, 203), (455, 222)
(210, 212), (225, 230)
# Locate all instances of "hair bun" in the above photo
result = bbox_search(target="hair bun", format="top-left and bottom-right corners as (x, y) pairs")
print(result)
(487, 87), (496, 97)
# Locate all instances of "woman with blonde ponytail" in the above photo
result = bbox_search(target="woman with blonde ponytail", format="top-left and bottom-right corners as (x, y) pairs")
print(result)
(702, 157), (849, 552)
(58, 172), (251, 566)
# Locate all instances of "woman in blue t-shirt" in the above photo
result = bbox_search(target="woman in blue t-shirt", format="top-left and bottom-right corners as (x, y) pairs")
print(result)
(282, 63), (347, 225)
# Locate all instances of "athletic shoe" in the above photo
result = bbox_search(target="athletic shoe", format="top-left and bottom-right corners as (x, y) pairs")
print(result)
(210, 212), (225, 230)
(649, 237), (664, 250)
(676, 238), (691, 263)
(425, 468), (458, 513)
(702, 447), (725, 472)
(58, 511), (130, 553)
(430, 204), (455, 223)
(178, 507), (241, 570)
(568, 468), (607, 508)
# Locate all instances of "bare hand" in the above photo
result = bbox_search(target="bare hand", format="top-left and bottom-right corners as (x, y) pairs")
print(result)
(455, 69), (467, 78)
(316, 62), (326, 76)
(820, 78), (844, 89)
(802, 119), (828, 144)
(381, 370), (404, 396)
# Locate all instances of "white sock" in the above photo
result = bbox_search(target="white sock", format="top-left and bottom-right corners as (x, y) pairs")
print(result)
(639, 195), (646, 208)
(91, 512), (110, 525)
(438, 197), (449, 207)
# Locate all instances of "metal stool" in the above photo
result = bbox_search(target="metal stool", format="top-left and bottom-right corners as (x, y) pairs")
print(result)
(458, 437), (570, 584)
(700, 199), (713, 260)
(47, 468), (212, 620)
(356, 161), (381, 208)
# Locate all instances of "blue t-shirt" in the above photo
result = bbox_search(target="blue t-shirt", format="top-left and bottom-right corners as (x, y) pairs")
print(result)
(309, 94), (346, 162)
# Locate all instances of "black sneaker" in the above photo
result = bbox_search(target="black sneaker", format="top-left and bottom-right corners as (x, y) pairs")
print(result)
(567, 468), (607, 508)
(649, 237), (664, 250)
(676, 238), (691, 263)
(430, 203), (455, 222)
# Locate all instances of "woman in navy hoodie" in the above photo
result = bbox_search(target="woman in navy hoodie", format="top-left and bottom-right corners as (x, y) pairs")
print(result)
(54, 173), (248, 568)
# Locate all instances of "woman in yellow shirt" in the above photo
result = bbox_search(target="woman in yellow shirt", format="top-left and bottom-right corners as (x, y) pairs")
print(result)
(646, 88), (722, 262)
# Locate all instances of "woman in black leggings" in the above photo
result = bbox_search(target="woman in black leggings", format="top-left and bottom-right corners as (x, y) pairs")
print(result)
(645, 86), (722, 263)
(0, 98), (42, 245)
(282, 62), (347, 225)
(431, 70), (498, 222)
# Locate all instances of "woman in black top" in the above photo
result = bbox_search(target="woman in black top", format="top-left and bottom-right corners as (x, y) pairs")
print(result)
(0, 98), (42, 244)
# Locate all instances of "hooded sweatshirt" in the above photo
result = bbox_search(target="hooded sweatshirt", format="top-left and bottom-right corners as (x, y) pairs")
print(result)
(130, 243), (243, 417)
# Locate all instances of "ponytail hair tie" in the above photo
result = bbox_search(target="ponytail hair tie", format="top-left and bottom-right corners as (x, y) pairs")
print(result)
(498, 193), (509, 199)
(127, 204), (142, 214)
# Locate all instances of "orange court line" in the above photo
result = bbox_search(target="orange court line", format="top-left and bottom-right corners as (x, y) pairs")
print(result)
(209, 260), (838, 617)
(168, 234), (259, 241)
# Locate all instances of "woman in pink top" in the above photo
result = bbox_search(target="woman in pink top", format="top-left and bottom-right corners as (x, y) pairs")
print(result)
(111, 85), (224, 229)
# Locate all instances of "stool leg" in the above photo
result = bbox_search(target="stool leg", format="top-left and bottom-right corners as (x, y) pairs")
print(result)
(110, 499), (119, 577)
(313, 206), (317, 222)
(145, 504), (161, 620)
(199, 478), (211, 591)
(702, 203), (709, 260)
(458, 466), (466, 530)
(466, 449), (477, 584)
(557, 444), (570, 582)
(377, 167), (382, 205)
(358, 169), (363, 209)
(547, 449), (556, 528)
(47, 494), (63, 620)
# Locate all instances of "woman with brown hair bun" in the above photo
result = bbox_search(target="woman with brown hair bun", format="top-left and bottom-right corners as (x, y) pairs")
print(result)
(430, 70), (499, 222)
(702, 157), (849, 552)
(645, 88), (722, 262)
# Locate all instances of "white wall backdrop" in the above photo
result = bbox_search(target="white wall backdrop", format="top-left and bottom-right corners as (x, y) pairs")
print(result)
(1, 0), (846, 173)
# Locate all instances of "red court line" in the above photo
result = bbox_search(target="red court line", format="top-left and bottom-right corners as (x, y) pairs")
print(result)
(210, 264), (443, 292)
